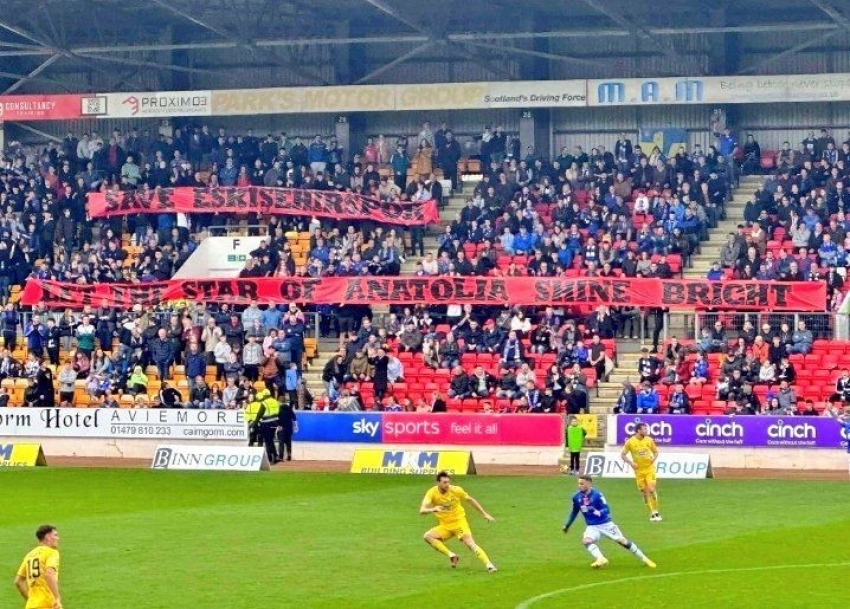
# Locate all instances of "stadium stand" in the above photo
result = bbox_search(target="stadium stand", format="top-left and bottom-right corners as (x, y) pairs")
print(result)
(0, 120), (844, 415)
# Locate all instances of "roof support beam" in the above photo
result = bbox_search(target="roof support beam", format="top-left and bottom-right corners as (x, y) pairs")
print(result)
(360, 0), (516, 80)
(0, 23), (838, 59)
(578, 0), (684, 67)
(738, 28), (843, 74)
(0, 18), (57, 50)
(440, 42), (515, 81)
(0, 70), (73, 92)
(354, 41), (435, 84)
(463, 40), (607, 68)
(8, 121), (63, 144)
(809, 0), (850, 38)
(151, 0), (328, 85)
(149, 0), (236, 43)
(76, 52), (215, 75)
(809, 0), (850, 32)
(361, 0), (427, 34)
(0, 40), (44, 50)
(0, 16), (150, 90)
(3, 52), (62, 94)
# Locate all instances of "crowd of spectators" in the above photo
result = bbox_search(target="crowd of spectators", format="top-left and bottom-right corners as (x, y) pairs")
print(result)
(613, 312), (839, 417)
(3, 120), (848, 412)
(0, 299), (315, 410)
(420, 131), (731, 282)
(710, 129), (850, 310)
(3, 118), (649, 411)
(314, 302), (619, 413)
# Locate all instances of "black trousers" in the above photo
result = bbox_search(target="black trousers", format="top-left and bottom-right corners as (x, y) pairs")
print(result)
(249, 424), (262, 447)
(3, 330), (16, 352)
(260, 421), (279, 462)
(570, 451), (581, 471)
(244, 364), (259, 382)
(277, 428), (293, 460)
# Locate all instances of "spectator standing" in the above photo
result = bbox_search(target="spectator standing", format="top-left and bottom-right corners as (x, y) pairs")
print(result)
(566, 416), (587, 475)
(58, 361), (77, 406)
(276, 396), (298, 462)
(76, 316), (96, 358)
(284, 362), (300, 407)
(614, 381), (637, 414)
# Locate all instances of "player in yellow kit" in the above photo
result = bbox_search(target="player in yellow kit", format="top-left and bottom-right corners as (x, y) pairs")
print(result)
(420, 470), (497, 572)
(14, 525), (61, 609)
(621, 422), (662, 521)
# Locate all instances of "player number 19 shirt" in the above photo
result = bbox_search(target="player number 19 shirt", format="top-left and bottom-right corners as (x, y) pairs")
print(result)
(16, 546), (60, 609)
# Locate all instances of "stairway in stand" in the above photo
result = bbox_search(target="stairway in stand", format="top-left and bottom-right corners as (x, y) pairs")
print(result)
(589, 338), (644, 405)
(304, 184), (475, 399)
(303, 337), (346, 398)
(683, 174), (764, 279)
(398, 186), (473, 275)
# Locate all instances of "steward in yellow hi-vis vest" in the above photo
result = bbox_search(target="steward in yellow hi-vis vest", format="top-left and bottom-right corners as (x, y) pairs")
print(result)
(256, 389), (281, 463)
(245, 393), (264, 448)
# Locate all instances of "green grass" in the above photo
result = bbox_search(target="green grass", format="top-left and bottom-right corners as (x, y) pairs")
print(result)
(1, 470), (848, 608)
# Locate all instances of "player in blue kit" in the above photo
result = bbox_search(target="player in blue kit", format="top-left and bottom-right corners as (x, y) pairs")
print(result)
(827, 404), (850, 474)
(563, 475), (657, 569)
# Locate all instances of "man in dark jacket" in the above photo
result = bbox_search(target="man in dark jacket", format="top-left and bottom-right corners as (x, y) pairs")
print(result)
(437, 131), (462, 191)
(158, 382), (183, 408)
(281, 312), (305, 372)
(185, 343), (207, 392)
(614, 381), (637, 414)
(276, 395), (299, 462)
(667, 384), (691, 414)
(36, 359), (55, 408)
(149, 327), (176, 381)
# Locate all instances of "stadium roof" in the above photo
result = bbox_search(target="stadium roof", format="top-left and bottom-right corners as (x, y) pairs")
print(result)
(0, 0), (848, 93)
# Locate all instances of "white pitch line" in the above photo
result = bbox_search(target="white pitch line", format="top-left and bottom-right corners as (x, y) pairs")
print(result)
(515, 561), (850, 609)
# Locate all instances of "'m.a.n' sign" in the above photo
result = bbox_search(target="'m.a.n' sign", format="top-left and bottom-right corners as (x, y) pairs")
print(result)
(593, 78), (704, 105)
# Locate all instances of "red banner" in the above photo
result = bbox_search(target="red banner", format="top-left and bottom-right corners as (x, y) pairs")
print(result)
(21, 277), (827, 311)
(0, 94), (82, 121)
(381, 413), (564, 446)
(87, 187), (440, 226)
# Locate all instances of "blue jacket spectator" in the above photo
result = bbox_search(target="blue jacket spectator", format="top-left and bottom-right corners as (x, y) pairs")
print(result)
(261, 306), (284, 332)
(24, 318), (47, 353)
(707, 262), (724, 281)
(512, 227), (533, 254)
(636, 384), (660, 414)
(219, 159), (238, 185)
(308, 139), (328, 164)
(185, 347), (207, 382)
(717, 129), (737, 156)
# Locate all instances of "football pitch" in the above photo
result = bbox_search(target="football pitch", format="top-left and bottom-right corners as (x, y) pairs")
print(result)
(1, 469), (847, 608)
